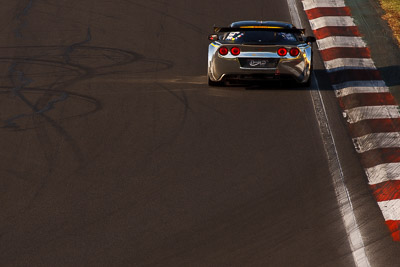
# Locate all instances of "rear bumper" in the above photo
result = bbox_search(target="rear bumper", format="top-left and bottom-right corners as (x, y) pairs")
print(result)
(208, 51), (312, 83)
(220, 73), (295, 81)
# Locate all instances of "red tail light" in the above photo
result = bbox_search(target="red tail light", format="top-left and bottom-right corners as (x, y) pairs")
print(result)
(277, 47), (287, 56)
(290, 48), (300, 57)
(231, 47), (240, 56)
(219, 47), (228, 55)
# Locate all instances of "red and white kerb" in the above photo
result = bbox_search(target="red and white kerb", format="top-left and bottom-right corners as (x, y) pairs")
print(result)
(302, 0), (400, 241)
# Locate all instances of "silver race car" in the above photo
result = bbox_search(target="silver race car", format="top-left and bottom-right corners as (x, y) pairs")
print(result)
(207, 21), (316, 86)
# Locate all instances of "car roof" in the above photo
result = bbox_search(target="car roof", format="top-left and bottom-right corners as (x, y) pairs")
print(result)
(229, 21), (295, 29)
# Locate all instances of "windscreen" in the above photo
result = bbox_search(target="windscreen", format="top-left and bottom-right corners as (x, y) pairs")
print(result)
(221, 30), (300, 45)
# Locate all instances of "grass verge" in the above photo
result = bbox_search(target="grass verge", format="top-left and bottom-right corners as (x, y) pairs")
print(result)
(379, 0), (400, 46)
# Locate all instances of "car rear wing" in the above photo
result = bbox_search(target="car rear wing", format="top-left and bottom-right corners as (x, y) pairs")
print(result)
(213, 26), (305, 34)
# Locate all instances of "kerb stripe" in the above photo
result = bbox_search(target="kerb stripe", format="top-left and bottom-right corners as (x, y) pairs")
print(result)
(378, 199), (400, 220)
(320, 47), (371, 61)
(309, 16), (356, 30)
(371, 181), (400, 202)
(345, 105), (400, 124)
(302, 0), (345, 11)
(349, 118), (400, 138)
(366, 163), (400, 185)
(385, 221), (400, 241)
(325, 58), (376, 72)
(317, 36), (366, 50)
(329, 69), (382, 84)
(313, 26), (361, 39)
(305, 7), (351, 20)
(360, 147), (400, 168)
(353, 132), (400, 153)
(338, 92), (396, 110)
(333, 80), (388, 97)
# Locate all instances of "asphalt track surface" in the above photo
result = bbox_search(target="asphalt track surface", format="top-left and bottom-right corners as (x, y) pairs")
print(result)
(1, 0), (400, 266)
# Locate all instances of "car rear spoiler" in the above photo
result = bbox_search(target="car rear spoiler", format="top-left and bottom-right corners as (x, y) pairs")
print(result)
(214, 27), (305, 34)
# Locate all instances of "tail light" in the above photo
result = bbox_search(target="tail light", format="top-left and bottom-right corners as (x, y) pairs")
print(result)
(277, 47), (287, 56)
(230, 47), (240, 56)
(290, 48), (300, 57)
(219, 47), (228, 55)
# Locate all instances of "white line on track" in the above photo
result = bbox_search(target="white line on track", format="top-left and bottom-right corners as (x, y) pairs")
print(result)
(302, 0), (346, 10)
(333, 81), (389, 97)
(366, 163), (400, 185)
(316, 36), (367, 50)
(378, 199), (400, 220)
(309, 16), (356, 30)
(288, 1), (371, 266)
(353, 132), (400, 153)
(325, 58), (376, 72)
(345, 105), (400, 124)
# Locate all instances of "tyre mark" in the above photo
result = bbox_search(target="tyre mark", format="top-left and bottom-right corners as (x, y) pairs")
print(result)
(1, 44), (173, 228)
(14, 0), (34, 38)
(0, 87), (100, 131)
(64, 27), (92, 64)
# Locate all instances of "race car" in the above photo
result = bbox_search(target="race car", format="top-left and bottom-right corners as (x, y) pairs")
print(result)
(207, 21), (316, 86)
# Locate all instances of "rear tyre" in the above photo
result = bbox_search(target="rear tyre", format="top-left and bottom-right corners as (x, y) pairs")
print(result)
(300, 76), (311, 87)
(208, 77), (224, 87)
(299, 63), (313, 88)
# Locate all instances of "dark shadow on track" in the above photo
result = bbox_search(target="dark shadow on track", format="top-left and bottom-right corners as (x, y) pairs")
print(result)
(209, 69), (335, 91)
(379, 65), (400, 87)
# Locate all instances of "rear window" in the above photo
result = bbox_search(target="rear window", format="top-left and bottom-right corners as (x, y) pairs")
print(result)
(221, 31), (300, 45)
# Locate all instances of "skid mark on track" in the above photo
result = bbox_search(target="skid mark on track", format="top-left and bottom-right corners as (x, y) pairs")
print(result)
(36, 92), (69, 114)
(1, 48), (172, 222)
(1, 1), (175, 237)
(14, 0), (35, 38)
(64, 27), (92, 64)
(151, 83), (191, 151)
(0, 43), (163, 230)
(0, 87), (100, 131)
(8, 62), (33, 96)
(1, 45), (172, 130)
(4, 114), (31, 129)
